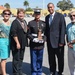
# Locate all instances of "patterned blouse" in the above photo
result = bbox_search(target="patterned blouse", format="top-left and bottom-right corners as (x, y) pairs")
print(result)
(0, 21), (11, 38)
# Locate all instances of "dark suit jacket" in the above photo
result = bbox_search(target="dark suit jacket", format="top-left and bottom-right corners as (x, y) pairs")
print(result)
(10, 19), (28, 49)
(45, 12), (66, 48)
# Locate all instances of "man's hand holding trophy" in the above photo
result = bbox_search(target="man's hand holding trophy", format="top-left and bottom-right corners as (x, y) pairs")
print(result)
(38, 23), (44, 43)
(33, 22), (44, 43)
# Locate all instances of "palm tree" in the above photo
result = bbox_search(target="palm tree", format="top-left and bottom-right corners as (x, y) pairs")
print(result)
(24, 0), (29, 10)
(4, 3), (10, 9)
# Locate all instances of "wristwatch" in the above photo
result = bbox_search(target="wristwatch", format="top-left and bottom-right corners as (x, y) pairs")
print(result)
(70, 40), (73, 44)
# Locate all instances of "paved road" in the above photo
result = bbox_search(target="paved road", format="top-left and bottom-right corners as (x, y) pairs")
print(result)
(2, 17), (71, 75)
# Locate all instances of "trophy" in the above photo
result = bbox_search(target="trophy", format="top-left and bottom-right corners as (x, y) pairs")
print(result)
(37, 22), (43, 40)
(38, 28), (43, 40)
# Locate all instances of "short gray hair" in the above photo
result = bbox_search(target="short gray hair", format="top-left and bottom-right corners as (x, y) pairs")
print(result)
(70, 11), (75, 15)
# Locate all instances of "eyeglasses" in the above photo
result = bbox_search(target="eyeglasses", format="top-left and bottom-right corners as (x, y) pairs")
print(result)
(4, 13), (10, 15)
(70, 15), (75, 18)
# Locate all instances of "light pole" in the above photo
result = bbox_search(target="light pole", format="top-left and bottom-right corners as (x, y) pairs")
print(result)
(42, 0), (45, 16)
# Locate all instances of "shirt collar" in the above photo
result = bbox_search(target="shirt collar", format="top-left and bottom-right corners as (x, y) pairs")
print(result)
(50, 11), (55, 16)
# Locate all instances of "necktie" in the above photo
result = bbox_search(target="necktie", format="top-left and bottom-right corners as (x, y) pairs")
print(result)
(49, 15), (52, 25)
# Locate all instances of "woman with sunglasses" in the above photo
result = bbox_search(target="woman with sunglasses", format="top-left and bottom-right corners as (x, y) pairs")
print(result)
(0, 9), (11, 75)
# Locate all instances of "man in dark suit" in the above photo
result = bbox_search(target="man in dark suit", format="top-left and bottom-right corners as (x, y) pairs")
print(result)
(45, 3), (66, 75)
(10, 8), (28, 75)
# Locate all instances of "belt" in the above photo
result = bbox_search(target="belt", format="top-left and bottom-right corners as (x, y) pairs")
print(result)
(32, 33), (44, 37)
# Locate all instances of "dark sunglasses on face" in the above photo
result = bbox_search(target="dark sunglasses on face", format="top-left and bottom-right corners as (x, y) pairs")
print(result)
(70, 15), (75, 18)
(4, 13), (10, 15)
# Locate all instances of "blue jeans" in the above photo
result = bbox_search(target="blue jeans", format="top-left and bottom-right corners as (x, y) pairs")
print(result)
(30, 48), (44, 75)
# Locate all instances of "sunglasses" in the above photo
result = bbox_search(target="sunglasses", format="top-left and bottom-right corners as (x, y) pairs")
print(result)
(70, 15), (75, 18)
(4, 13), (10, 15)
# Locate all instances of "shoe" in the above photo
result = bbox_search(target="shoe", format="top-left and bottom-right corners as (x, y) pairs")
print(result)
(50, 72), (53, 75)
(50, 72), (55, 75)
(58, 74), (63, 75)
(58, 72), (63, 75)
(52, 73), (55, 75)
(19, 72), (26, 75)
(13, 73), (19, 75)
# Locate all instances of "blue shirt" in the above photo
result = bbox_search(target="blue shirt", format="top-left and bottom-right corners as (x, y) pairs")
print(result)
(66, 23), (75, 50)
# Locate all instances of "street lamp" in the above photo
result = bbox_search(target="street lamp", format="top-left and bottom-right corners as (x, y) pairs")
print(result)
(42, 0), (45, 16)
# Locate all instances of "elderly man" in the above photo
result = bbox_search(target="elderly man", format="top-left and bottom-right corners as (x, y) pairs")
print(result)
(66, 11), (75, 75)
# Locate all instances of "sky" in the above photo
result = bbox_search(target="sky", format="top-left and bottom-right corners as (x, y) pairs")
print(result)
(0, 0), (75, 10)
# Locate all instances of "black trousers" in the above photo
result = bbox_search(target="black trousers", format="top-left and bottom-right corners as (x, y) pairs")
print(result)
(12, 47), (25, 75)
(47, 44), (64, 74)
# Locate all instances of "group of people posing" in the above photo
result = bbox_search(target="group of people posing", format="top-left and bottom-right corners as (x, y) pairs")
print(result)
(0, 2), (75, 75)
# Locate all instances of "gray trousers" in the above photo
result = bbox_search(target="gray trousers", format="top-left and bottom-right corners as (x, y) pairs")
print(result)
(68, 49), (75, 75)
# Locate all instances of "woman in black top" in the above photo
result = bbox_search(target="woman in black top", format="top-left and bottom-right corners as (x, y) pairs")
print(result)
(10, 8), (28, 75)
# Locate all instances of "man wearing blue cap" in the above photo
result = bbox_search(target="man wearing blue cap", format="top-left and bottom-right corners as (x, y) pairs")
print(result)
(27, 9), (46, 75)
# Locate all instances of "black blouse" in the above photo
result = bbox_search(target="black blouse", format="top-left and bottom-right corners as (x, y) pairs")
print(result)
(10, 19), (28, 49)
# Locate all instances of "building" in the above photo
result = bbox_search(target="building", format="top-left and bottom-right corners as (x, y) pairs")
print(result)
(0, 5), (5, 14)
